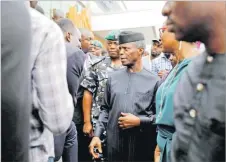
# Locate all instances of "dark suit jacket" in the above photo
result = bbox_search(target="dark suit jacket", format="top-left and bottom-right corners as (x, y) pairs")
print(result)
(1, 2), (32, 162)
(65, 43), (85, 124)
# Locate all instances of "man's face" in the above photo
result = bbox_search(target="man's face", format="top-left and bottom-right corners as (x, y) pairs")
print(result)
(89, 45), (102, 56)
(151, 42), (162, 57)
(80, 34), (94, 53)
(106, 40), (120, 59)
(94, 48), (102, 56)
(162, 2), (218, 42)
(89, 44), (95, 53)
(119, 43), (143, 67)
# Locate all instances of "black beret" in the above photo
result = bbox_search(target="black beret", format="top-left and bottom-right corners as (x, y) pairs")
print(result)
(119, 31), (145, 45)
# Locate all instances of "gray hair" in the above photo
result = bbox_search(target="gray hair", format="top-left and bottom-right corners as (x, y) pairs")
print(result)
(53, 9), (64, 18)
(129, 40), (146, 55)
(79, 28), (93, 38)
(133, 40), (146, 52)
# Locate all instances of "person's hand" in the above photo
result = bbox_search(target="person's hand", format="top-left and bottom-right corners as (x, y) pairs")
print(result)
(158, 70), (168, 78)
(154, 145), (161, 162)
(83, 122), (93, 137)
(118, 112), (140, 129)
(89, 137), (102, 159)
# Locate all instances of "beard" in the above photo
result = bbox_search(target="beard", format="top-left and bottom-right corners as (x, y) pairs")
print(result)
(174, 23), (207, 43)
(151, 51), (161, 57)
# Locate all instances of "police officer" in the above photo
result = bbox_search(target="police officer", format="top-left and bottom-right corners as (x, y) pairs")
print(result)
(81, 30), (123, 161)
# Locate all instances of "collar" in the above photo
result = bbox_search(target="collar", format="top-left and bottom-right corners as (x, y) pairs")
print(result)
(160, 53), (166, 58)
(160, 53), (171, 59)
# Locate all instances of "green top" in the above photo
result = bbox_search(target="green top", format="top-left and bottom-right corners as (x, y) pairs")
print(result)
(155, 58), (191, 126)
(155, 58), (191, 162)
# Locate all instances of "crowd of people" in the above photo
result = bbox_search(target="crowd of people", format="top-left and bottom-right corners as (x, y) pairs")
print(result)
(1, 1), (225, 162)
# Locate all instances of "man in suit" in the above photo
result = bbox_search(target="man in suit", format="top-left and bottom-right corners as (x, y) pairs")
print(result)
(54, 18), (85, 162)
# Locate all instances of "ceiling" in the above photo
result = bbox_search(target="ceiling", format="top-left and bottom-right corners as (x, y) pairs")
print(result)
(94, 26), (157, 46)
(83, 1), (165, 48)
(80, 1), (166, 15)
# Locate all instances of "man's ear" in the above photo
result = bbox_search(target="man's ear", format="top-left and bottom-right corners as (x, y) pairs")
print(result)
(65, 32), (71, 43)
(138, 48), (144, 56)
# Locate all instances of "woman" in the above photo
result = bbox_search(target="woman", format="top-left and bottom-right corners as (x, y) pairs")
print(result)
(155, 29), (199, 162)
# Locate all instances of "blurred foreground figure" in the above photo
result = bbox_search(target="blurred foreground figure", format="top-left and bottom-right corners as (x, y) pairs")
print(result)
(52, 9), (64, 22)
(162, 2), (226, 162)
(29, 5), (73, 162)
(35, 5), (45, 15)
(1, 2), (31, 161)
(89, 31), (159, 162)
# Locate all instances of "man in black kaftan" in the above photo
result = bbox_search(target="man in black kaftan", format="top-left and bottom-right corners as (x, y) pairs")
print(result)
(89, 31), (159, 162)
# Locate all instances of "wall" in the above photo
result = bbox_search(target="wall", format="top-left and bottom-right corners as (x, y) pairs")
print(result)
(91, 9), (166, 31)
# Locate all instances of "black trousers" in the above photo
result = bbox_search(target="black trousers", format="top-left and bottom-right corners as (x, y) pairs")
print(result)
(54, 121), (78, 162)
(76, 124), (93, 162)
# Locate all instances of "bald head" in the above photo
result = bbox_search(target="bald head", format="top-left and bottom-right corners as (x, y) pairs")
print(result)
(79, 28), (94, 39)
(57, 18), (74, 35)
(53, 9), (64, 22)
(57, 18), (81, 47)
